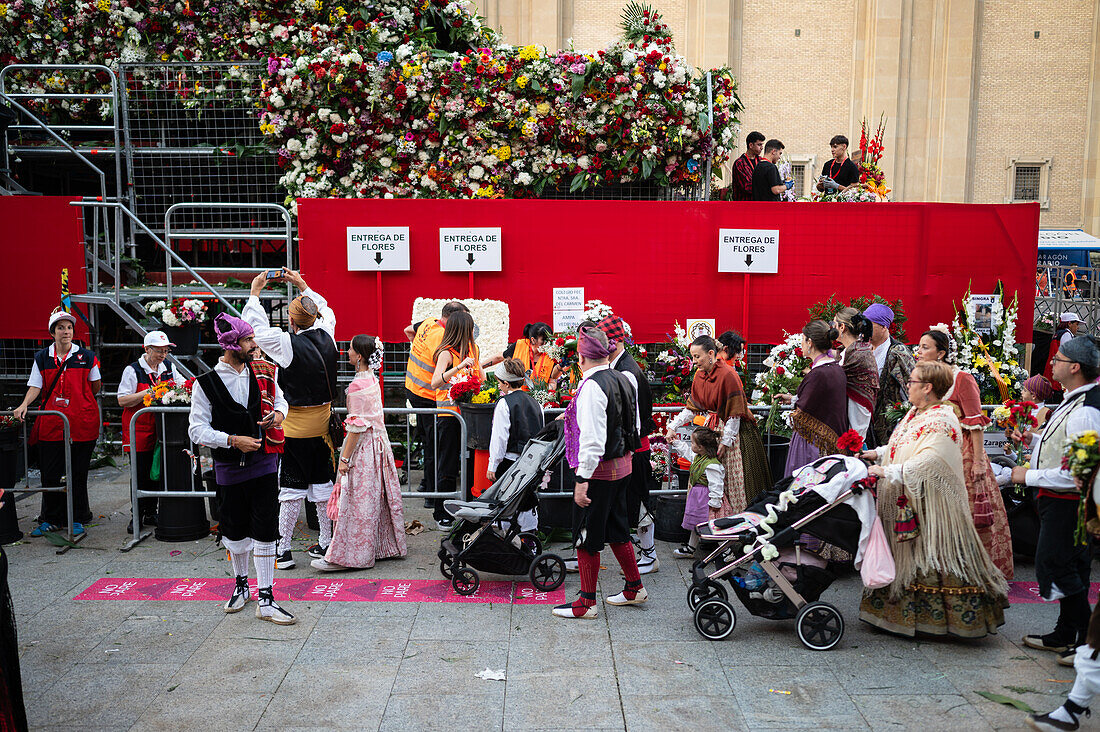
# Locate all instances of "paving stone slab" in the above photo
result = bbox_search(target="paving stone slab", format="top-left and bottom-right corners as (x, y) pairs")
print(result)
(851, 693), (993, 732)
(29, 661), (178, 728)
(132, 689), (274, 732)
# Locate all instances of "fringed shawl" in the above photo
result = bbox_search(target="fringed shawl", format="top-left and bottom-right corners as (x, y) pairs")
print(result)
(878, 404), (1007, 599)
(686, 360), (755, 427)
(790, 360), (848, 455)
(841, 342), (879, 412)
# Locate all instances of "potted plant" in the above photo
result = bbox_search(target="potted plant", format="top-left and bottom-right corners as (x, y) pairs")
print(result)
(451, 372), (496, 450)
(144, 299), (209, 356)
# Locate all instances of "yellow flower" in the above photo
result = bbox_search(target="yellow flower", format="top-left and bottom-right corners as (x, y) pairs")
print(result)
(1077, 448), (1089, 462)
(475, 184), (496, 198)
(1080, 431), (1098, 446)
(518, 45), (540, 61)
(0, 4), (8, 17)
(516, 75), (528, 88)
(535, 102), (549, 116)
(95, 0), (110, 11)
(493, 145), (511, 161)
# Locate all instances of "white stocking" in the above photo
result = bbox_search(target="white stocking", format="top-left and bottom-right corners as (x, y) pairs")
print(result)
(636, 521), (655, 553)
(222, 537), (253, 577)
(253, 540), (277, 591)
(277, 499), (303, 554)
(315, 501), (332, 547)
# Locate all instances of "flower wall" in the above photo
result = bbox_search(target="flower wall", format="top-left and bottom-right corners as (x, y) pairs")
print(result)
(0, 1), (742, 208)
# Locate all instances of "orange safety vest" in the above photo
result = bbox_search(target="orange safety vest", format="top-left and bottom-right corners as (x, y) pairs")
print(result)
(436, 344), (481, 412)
(512, 338), (556, 390)
(405, 318), (445, 400)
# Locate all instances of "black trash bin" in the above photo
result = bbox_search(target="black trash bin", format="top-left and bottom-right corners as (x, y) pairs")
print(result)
(154, 413), (210, 542)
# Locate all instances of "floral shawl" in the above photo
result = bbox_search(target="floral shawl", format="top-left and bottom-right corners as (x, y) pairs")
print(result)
(840, 342), (879, 412)
(876, 404), (1006, 599)
(871, 338), (917, 446)
(685, 360), (755, 428)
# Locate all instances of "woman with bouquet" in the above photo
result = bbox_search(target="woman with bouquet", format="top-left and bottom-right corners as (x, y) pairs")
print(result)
(859, 360), (1008, 638)
(777, 320), (848, 477)
(429, 311), (484, 527)
(915, 327), (1013, 579)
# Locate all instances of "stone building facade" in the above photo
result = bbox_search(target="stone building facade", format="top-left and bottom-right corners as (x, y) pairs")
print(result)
(473, 0), (1100, 234)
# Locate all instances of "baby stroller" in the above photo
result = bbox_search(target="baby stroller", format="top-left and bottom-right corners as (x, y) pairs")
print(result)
(686, 456), (879, 650)
(438, 421), (568, 596)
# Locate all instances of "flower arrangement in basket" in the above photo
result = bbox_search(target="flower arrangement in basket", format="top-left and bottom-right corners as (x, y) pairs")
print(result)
(992, 399), (1039, 462)
(1062, 430), (1100, 541)
(144, 379), (194, 406)
(468, 373), (500, 405)
(751, 332), (812, 435)
(144, 299), (208, 328)
(447, 371), (484, 405)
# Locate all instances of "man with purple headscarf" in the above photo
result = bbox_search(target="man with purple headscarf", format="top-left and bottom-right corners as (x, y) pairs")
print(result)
(863, 303), (915, 448)
(552, 326), (646, 620)
(188, 314), (295, 625)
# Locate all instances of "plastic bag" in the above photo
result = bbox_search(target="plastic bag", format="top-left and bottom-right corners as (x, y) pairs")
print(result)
(860, 515), (896, 589)
(327, 475), (344, 521)
(149, 443), (163, 481)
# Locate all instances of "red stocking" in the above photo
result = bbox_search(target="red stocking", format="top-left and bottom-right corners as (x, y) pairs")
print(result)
(610, 541), (641, 589)
(577, 548), (600, 605)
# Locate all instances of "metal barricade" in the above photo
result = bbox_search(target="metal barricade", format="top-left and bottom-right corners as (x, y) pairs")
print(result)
(122, 405), (469, 550)
(0, 410), (83, 554)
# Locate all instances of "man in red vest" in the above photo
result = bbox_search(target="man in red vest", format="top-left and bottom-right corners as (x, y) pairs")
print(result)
(117, 330), (184, 533)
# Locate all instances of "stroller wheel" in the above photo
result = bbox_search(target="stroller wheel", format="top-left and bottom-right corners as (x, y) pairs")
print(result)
(518, 532), (543, 558)
(693, 598), (736, 641)
(440, 558), (454, 579)
(795, 601), (845, 651)
(687, 580), (728, 610)
(529, 552), (566, 591)
(452, 567), (480, 596)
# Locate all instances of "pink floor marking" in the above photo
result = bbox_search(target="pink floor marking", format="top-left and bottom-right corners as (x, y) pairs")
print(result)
(73, 577), (565, 604)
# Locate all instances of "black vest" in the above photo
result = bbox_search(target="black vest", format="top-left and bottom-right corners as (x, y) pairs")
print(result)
(279, 329), (339, 407)
(130, 361), (174, 389)
(197, 367), (261, 463)
(589, 368), (641, 461)
(613, 351), (655, 437)
(502, 390), (545, 455)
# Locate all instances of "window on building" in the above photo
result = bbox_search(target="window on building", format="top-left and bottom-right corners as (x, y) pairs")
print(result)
(787, 155), (815, 198)
(1006, 157), (1051, 209)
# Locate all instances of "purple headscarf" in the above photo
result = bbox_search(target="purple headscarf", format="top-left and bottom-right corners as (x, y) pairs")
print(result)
(577, 325), (615, 360)
(214, 313), (254, 351)
(863, 303), (894, 328)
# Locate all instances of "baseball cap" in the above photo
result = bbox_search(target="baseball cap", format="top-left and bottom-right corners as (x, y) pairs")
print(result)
(143, 330), (176, 348)
(47, 310), (76, 331)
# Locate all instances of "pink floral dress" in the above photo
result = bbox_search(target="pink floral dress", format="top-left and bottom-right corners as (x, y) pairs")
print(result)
(325, 371), (406, 568)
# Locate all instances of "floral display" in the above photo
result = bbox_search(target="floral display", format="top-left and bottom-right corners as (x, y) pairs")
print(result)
(751, 332), (811, 436)
(144, 298), (208, 327)
(0, 2), (743, 207)
(945, 284), (1029, 403)
(143, 378), (194, 406)
(807, 293), (908, 342)
(447, 371), (482, 404)
(648, 440), (673, 482)
(546, 333), (580, 390)
(992, 398), (1039, 463)
(816, 114), (891, 203)
(836, 429), (865, 455)
(650, 321), (694, 400)
(1062, 430), (1100, 541)
(411, 297), (509, 362)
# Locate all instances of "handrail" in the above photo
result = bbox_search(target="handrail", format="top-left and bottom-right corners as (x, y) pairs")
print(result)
(70, 200), (243, 316)
(163, 202), (295, 302)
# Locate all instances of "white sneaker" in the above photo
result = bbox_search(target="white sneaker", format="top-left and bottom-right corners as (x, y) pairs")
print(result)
(606, 586), (648, 606)
(621, 550), (659, 576)
(311, 558), (349, 572)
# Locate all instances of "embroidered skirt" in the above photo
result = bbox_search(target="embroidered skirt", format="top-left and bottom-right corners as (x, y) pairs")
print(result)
(859, 570), (1007, 639)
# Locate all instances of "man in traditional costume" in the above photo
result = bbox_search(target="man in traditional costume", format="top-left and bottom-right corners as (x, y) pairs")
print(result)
(1014, 336), (1100, 666)
(189, 314), (294, 624)
(553, 327), (646, 619)
(244, 269), (339, 569)
(665, 336), (770, 515)
(595, 314), (659, 574)
(865, 303), (916, 448)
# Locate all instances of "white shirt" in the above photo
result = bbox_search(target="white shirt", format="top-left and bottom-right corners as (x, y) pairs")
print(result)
(188, 361), (288, 449)
(1061, 330), (1076, 348)
(117, 355), (184, 397)
(575, 364), (641, 481)
(241, 287), (336, 370)
(27, 343), (101, 388)
(1025, 382), (1100, 489)
(872, 339), (890, 376)
(488, 397), (519, 472)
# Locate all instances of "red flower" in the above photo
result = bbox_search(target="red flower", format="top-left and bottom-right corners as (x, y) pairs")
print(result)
(673, 376), (682, 385)
(775, 366), (785, 376)
(394, 83), (407, 97)
(836, 429), (864, 454)
(777, 351), (787, 360)
(555, 337), (565, 346)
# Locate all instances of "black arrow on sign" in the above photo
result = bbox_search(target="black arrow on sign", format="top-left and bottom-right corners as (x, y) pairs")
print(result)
(374, 252), (384, 264)
(745, 254), (754, 267)
(467, 253), (476, 265)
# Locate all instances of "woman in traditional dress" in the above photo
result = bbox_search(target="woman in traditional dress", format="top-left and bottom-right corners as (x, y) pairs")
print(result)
(664, 336), (769, 513)
(860, 360), (1008, 638)
(915, 327), (1014, 580)
(833, 308), (879, 442)
(313, 335), (406, 571)
(778, 320), (848, 477)
(481, 321), (560, 390)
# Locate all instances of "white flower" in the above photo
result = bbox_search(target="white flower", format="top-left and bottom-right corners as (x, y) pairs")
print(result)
(469, 165), (484, 180)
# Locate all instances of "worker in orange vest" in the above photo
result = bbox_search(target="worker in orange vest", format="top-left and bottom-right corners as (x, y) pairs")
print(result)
(1064, 267), (1079, 299)
(1036, 268), (1049, 296)
(481, 321), (561, 391)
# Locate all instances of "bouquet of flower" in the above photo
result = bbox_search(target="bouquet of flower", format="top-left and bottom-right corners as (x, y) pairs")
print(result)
(651, 322), (694, 400)
(447, 372), (483, 404)
(947, 284), (1030, 403)
(145, 299), (208, 328)
(546, 333), (580, 392)
(884, 401), (910, 426)
(751, 332), (811, 435)
(836, 429), (865, 456)
(777, 154), (797, 202)
(144, 379), (193, 406)
(648, 441), (673, 482)
(1063, 430), (1100, 540)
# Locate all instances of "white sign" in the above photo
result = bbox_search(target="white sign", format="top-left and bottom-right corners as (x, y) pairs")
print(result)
(686, 319), (716, 339)
(718, 228), (780, 273)
(553, 287), (584, 332)
(439, 227), (502, 271)
(346, 227), (410, 271)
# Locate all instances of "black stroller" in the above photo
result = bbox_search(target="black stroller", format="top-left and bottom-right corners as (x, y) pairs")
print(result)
(438, 422), (568, 596)
(686, 456), (878, 650)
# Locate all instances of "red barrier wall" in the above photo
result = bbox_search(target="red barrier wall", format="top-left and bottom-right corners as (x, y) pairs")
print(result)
(298, 199), (1040, 345)
(0, 196), (88, 339)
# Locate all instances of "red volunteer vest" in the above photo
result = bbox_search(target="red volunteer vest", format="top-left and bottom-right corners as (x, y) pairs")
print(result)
(32, 345), (101, 443)
(120, 361), (175, 453)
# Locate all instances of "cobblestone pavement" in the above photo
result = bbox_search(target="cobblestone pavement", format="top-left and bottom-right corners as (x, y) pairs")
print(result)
(9, 465), (1090, 730)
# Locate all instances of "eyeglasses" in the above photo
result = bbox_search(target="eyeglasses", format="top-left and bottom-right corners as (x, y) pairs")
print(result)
(906, 379), (928, 386)
(1051, 356), (1076, 365)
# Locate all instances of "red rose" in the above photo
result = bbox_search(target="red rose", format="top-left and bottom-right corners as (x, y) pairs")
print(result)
(775, 366), (785, 376)
(555, 337), (565, 346)
(777, 351), (787, 360)
(394, 83), (407, 97)
(673, 376), (682, 385)
(667, 349), (676, 356)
